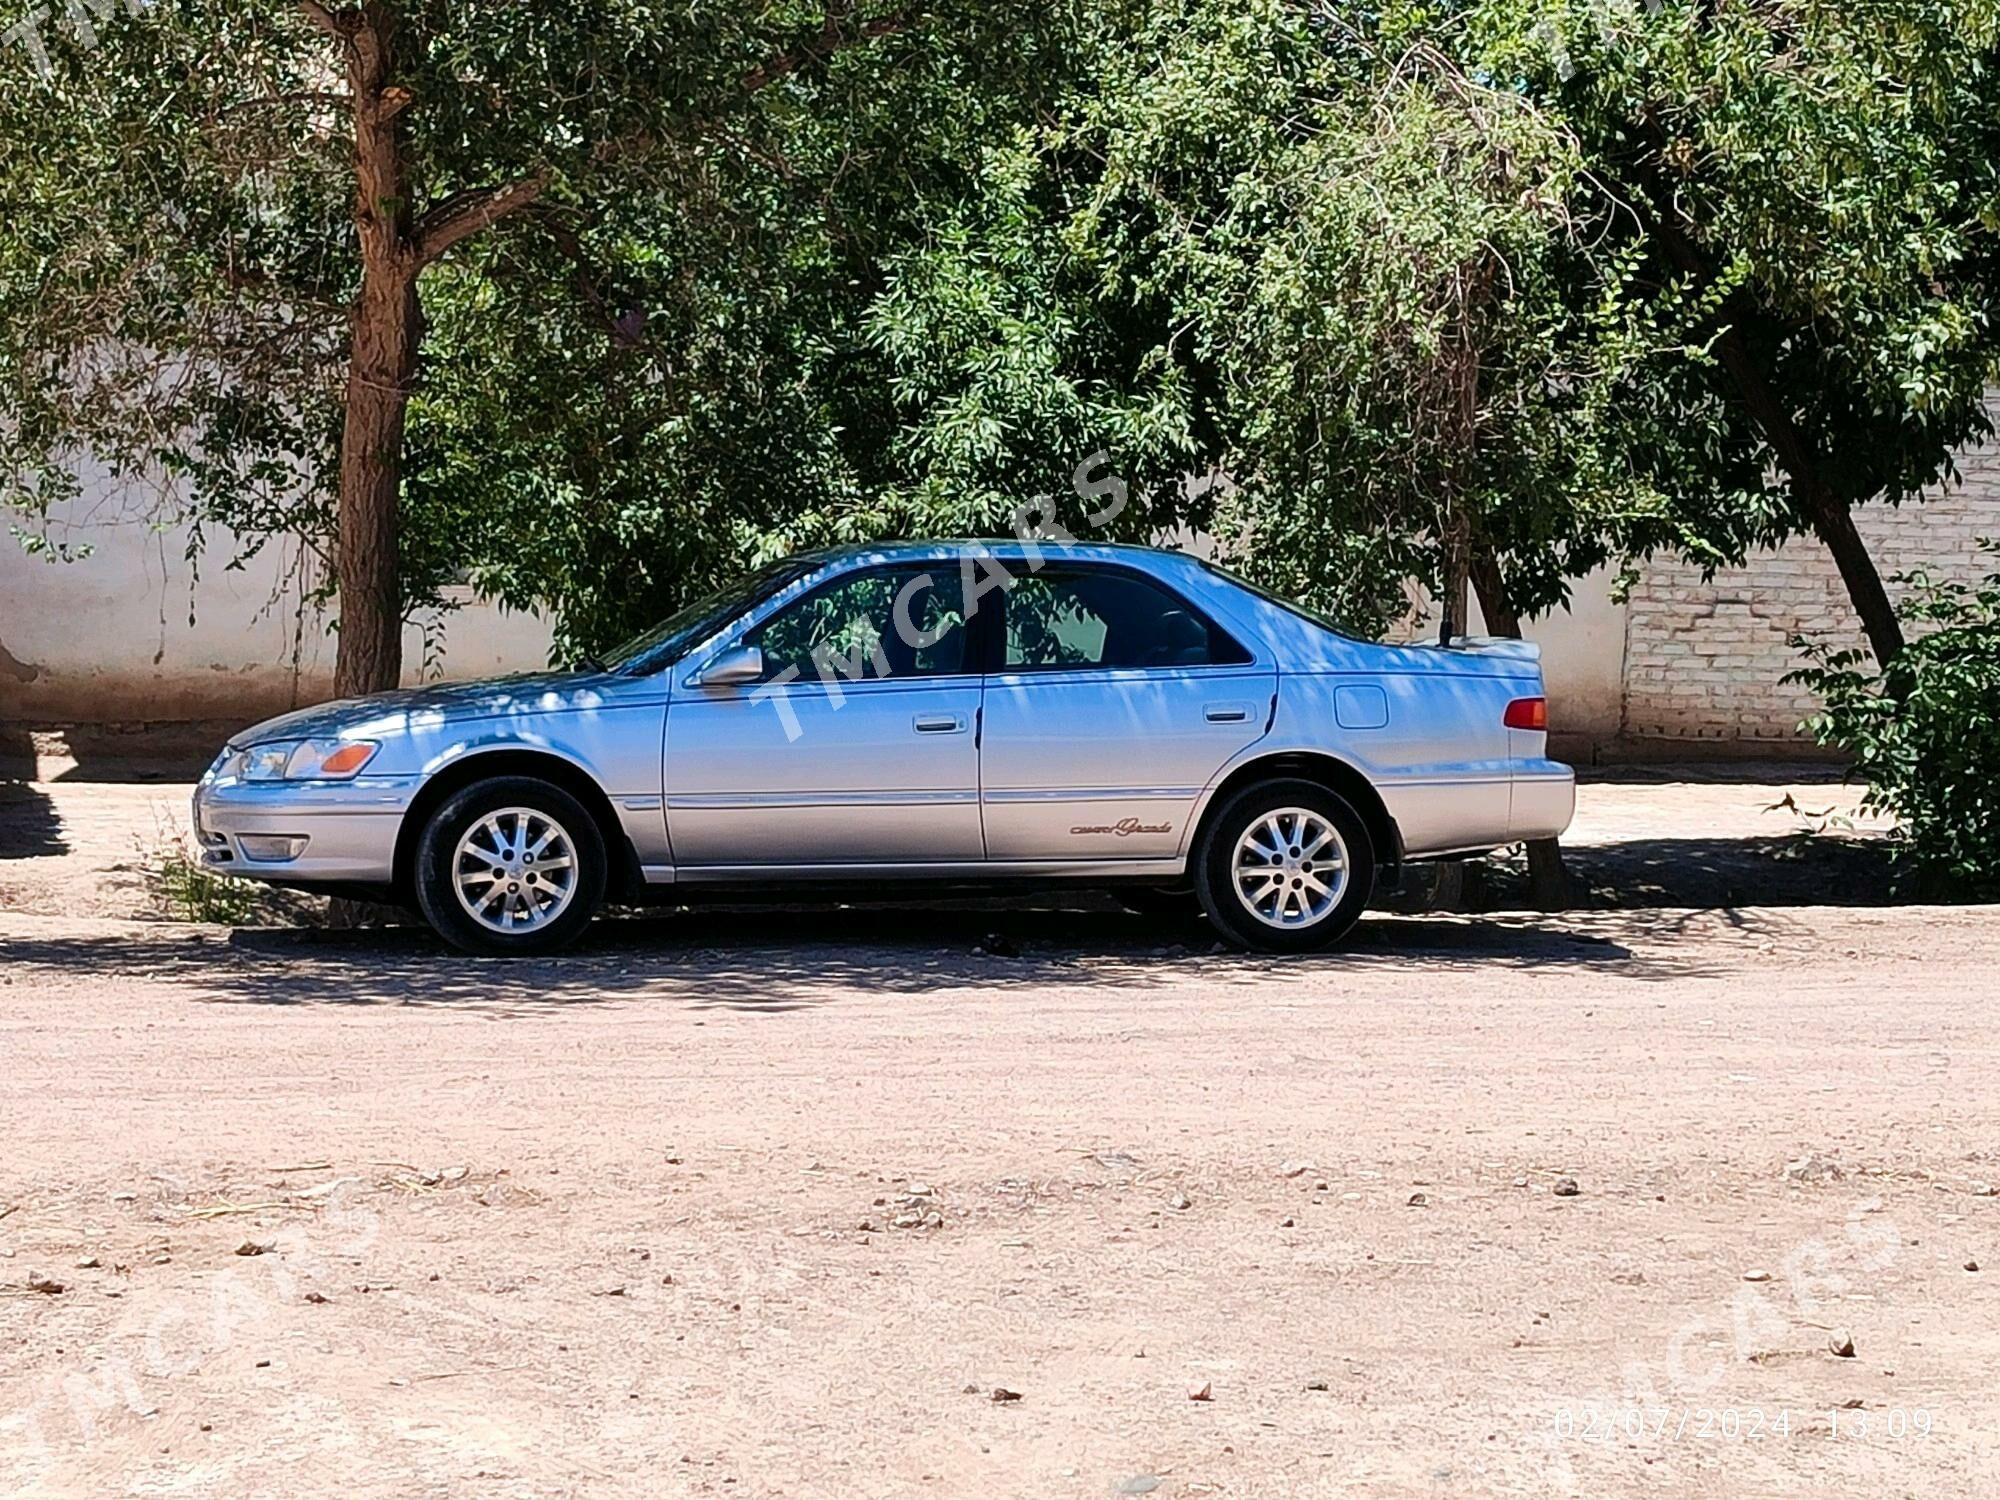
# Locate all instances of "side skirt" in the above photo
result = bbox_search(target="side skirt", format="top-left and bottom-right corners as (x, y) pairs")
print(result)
(642, 857), (1188, 886)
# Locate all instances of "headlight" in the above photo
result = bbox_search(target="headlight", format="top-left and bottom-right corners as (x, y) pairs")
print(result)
(240, 739), (380, 781)
(240, 743), (294, 781)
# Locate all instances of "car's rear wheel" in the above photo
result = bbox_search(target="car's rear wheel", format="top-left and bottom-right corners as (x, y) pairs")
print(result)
(1193, 778), (1375, 953)
(414, 776), (606, 955)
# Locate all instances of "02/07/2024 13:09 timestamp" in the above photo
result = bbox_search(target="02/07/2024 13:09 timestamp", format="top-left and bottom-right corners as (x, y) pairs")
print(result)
(1550, 1406), (1938, 1443)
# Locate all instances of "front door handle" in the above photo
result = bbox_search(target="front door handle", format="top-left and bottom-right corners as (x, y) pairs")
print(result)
(1205, 702), (1252, 723)
(914, 713), (968, 734)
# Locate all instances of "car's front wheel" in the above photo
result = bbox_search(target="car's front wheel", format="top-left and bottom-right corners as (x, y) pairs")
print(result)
(413, 776), (606, 955)
(1193, 778), (1375, 953)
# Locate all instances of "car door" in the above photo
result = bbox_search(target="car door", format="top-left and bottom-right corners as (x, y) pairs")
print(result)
(980, 564), (1276, 861)
(662, 564), (986, 868)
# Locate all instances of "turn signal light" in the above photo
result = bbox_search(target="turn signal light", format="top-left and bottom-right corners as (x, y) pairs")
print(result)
(1504, 697), (1548, 731)
(316, 742), (378, 776)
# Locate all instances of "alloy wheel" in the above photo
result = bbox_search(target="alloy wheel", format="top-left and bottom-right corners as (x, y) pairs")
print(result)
(452, 807), (579, 934)
(1231, 807), (1349, 930)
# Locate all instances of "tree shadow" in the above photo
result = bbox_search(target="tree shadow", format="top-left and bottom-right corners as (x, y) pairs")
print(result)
(1559, 834), (1899, 909)
(0, 900), (1744, 1018)
(1577, 761), (1854, 787)
(36, 722), (225, 783)
(0, 730), (66, 859)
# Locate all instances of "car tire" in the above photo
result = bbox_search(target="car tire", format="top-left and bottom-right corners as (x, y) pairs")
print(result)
(1193, 778), (1375, 953)
(413, 776), (607, 956)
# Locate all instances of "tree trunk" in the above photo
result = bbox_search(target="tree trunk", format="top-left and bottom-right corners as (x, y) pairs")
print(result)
(1438, 505), (1471, 647)
(1794, 485), (1906, 670)
(316, 1), (418, 700)
(333, 268), (418, 697)
(1638, 201), (1906, 667)
(302, 0), (549, 697)
(1470, 548), (1574, 913)
(1697, 314), (1907, 667)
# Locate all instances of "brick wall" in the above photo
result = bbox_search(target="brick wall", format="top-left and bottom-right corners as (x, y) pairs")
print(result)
(1622, 447), (2000, 745)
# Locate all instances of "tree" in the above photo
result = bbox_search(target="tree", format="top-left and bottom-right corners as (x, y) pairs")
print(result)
(851, 2), (1715, 630)
(1480, 0), (2000, 666)
(0, 0), (1045, 692)
(836, 0), (1760, 915)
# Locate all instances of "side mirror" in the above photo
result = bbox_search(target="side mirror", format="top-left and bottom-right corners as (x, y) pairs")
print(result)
(691, 643), (763, 688)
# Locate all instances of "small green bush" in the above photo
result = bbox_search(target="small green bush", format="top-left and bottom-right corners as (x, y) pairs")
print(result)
(137, 814), (319, 927)
(147, 842), (269, 926)
(1790, 549), (2000, 898)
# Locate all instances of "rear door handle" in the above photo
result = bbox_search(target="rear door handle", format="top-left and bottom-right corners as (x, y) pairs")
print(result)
(1205, 703), (1251, 723)
(914, 713), (968, 734)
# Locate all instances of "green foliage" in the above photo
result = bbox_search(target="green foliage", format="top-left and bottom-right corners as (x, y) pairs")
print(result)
(1483, 0), (2000, 522)
(143, 836), (275, 925)
(863, 0), (2000, 634)
(1791, 549), (2000, 896)
(6, 0), (2000, 667)
(849, 1), (1764, 632)
(0, 0), (1078, 659)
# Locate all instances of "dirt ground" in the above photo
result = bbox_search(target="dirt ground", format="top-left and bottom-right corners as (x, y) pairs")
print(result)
(2, 768), (1996, 1498)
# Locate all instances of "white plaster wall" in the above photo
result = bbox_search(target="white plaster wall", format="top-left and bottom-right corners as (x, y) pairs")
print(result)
(0, 493), (553, 724)
(11, 448), (1994, 757)
(1394, 562), (1630, 744)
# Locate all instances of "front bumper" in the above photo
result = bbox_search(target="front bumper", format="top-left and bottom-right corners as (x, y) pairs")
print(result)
(191, 774), (419, 885)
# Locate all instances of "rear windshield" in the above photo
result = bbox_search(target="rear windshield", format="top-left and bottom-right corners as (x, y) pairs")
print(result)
(1195, 558), (1366, 643)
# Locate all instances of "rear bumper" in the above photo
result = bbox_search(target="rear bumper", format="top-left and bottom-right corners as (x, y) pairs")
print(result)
(1377, 759), (1575, 860)
(191, 775), (415, 885)
(1510, 760), (1576, 842)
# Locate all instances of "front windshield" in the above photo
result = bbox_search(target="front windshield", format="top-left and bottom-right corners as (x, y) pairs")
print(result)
(602, 557), (817, 676)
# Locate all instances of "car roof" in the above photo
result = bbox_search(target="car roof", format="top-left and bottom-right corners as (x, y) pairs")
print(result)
(799, 539), (1194, 566)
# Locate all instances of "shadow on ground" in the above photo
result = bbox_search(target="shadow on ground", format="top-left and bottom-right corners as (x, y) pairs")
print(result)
(28, 722), (226, 783)
(0, 900), (1759, 1015)
(1461, 832), (1900, 911)
(1568, 835), (1899, 909)
(0, 729), (65, 859)
(1574, 761), (1851, 785)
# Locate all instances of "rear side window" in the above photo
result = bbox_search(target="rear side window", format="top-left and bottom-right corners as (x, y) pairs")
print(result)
(1001, 568), (1250, 672)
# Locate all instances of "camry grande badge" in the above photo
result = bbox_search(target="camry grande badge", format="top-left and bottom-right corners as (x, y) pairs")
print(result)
(1070, 818), (1172, 837)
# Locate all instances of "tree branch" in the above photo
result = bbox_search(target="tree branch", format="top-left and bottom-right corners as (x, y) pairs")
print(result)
(215, 90), (354, 117)
(741, 8), (916, 92)
(413, 173), (551, 267)
(298, 0), (343, 40)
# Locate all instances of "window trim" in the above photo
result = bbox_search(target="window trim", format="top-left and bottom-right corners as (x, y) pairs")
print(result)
(745, 562), (986, 685)
(992, 561), (1253, 677)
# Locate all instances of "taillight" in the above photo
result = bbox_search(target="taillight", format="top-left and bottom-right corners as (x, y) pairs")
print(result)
(1504, 696), (1548, 731)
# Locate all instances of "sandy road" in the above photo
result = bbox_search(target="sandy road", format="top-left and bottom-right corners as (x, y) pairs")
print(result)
(2, 895), (1997, 1499)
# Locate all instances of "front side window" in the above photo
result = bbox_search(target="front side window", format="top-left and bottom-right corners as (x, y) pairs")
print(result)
(1002, 568), (1248, 672)
(752, 567), (972, 683)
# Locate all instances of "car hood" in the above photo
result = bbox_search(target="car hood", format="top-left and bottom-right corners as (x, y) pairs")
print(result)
(228, 671), (621, 746)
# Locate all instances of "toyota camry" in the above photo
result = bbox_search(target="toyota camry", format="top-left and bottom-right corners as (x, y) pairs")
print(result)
(192, 542), (1575, 954)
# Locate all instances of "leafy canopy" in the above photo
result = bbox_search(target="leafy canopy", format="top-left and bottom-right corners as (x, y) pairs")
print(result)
(0, 0), (1076, 656)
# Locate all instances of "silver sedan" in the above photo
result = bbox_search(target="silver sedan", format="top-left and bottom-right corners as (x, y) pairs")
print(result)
(192, 542), (1574, 954)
